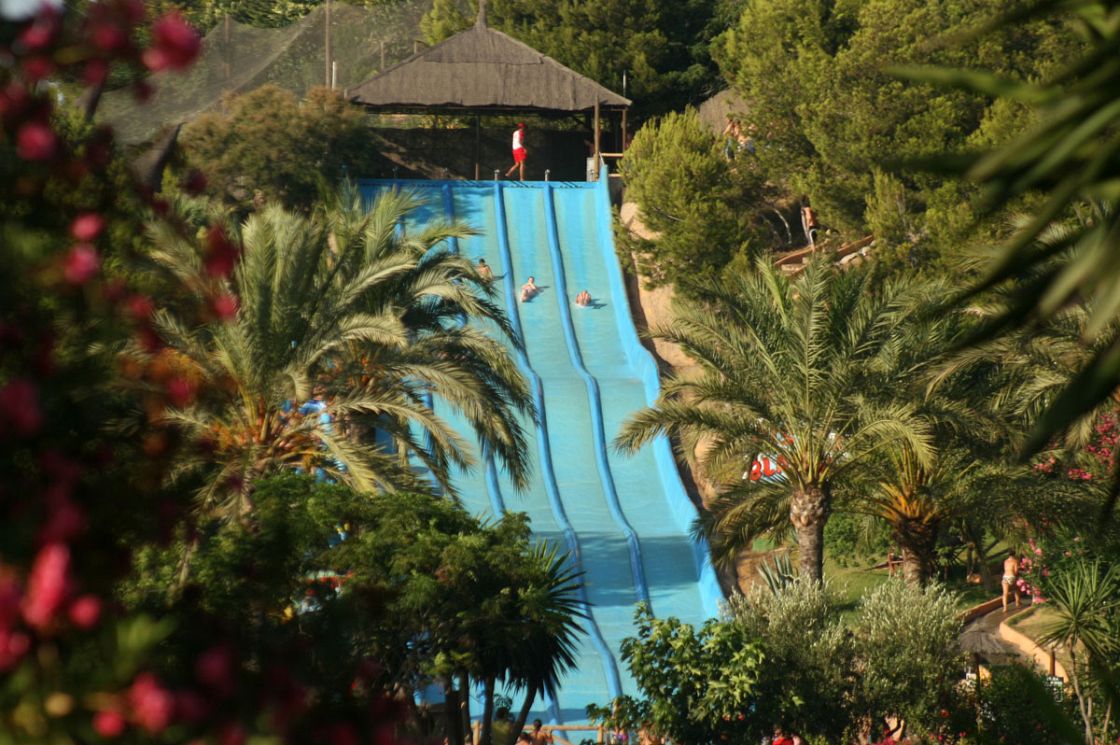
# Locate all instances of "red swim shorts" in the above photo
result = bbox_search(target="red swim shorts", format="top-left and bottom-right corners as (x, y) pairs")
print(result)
(513, 147), (527, 164)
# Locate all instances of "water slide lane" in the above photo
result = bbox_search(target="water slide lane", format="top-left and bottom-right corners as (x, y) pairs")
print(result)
(551, 186), (720, 622)
(417, 182), (624, 721)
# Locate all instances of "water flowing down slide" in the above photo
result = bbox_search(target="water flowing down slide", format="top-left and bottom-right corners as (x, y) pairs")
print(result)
(360, 177), (723, 723)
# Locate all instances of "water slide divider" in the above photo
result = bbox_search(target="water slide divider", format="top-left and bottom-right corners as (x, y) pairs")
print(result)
(541, 183), (651, 607)
(592, 168), (724, 617)
(493, 181), (623, 714)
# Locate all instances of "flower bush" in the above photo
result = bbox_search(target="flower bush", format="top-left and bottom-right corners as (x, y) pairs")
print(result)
(0, 5), (404, 742)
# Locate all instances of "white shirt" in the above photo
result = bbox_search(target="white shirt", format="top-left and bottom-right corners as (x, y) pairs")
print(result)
(513, 129), (524, 149)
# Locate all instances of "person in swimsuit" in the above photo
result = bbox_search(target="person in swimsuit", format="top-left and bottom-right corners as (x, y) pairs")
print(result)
(575, 289), (592, 307)
(530, 719), (552, 745)
(477, 258), (494, 282)
(1002, 551), (1021, 612)
(505, 122), (527, 181)
(520, 276), (539, 302)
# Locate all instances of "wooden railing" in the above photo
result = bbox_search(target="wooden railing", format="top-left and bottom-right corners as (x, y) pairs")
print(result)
(470, 724), (612, 745)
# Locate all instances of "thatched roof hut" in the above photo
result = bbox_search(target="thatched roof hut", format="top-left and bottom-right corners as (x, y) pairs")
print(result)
(350, 7), (629, 114)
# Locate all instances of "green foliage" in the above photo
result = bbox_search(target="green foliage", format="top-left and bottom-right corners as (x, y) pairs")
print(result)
(978, 665), (1077, 745)
(823, 512), (891, 568)
(137, 186), (531, 518)
(619, 108), (765, 289)
(714, 0), (1079, 252)
(1039, 558), (1120, 744)
(485, 0), (720, 117)
(181, 85), (383, 210)
(909, 0), (1120, 463)
(848, 580), (966, 735)
(420, 0), (470, 44)
(617, 261), (935, 581)
(126, 473), (586, 720)
(602, 580), (968, 743)
(610, 605), (771, 745)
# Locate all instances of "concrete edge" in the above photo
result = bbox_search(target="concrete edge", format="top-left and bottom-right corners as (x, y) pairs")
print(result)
(997, 607), (1068, 681)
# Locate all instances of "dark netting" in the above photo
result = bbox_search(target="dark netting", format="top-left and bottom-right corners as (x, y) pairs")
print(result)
(100, 1), (429, 144)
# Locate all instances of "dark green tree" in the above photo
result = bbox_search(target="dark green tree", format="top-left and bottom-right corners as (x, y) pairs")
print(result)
(181, 85), (384, 210)
(620, 108), (767, 289)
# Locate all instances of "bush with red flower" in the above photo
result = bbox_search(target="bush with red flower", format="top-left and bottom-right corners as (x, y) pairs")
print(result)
(0, 4), (405, 742)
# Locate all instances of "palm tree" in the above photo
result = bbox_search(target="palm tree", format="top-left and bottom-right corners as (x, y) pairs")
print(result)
(858, 445), (1024, 585)
(616, 261), (933, 582)
(1039, 559), (1120, 745)
(138, 188), (533, 524)
(473, 543), (585, 745)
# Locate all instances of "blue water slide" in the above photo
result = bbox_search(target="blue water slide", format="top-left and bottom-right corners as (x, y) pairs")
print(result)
(357, 177), (722, 723)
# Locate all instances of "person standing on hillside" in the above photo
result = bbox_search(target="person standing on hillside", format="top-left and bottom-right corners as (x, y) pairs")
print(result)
(506, 122), (527, 181)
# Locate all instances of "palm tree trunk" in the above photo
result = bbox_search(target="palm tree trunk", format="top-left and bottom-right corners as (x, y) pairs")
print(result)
(790, 484), (830, 582)
(479, 676), (496, 745)
(445, 681), (464, 745)
(508, 687), (537, 745)
(458, 672), (473, 743)
(896, 518), (939, 585)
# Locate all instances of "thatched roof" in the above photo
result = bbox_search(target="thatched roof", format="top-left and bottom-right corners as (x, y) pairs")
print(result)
(697, 89), (748, 134)
(350, 15), (629, 113)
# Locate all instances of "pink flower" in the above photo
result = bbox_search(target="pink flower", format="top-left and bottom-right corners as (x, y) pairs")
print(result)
(128, 673), (175, 733)
(21, 543), (71, 630)
(38, 497), (86, 543)
(68, 595), (102, 629)
(16, 121), (57, 161)
(143, 12), (200, 72)
(70, 213), (105, 242)
(212, 294), (239, 321)
(127, 294), (154, 321)
(93, 710), (127, 738)
(166, 377), (195, 408)
(0, 629), (31, 671)
(204, 225), (240, 277)
(18, 11), (60, 51)
(0, 574), (22, 628)
(195, 644), (236, 696)
(83, 59), (109, 86)
(22, 56), (56, 82)
(63, 243), (101, 285)
(0, 379), (43, 437)
(1034, 548), (1043, 556)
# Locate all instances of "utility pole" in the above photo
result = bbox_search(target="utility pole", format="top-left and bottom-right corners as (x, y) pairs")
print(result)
(324, 0), (333, 89)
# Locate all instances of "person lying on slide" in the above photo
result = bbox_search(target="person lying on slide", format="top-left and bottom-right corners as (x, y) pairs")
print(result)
(520, 276), (539, 302)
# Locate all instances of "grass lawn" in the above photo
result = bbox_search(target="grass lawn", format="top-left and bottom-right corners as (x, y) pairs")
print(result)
(824, 558), (999, 619)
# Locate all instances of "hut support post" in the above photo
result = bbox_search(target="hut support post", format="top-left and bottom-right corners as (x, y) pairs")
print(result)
(474, 115), (481, 180)
(622, 108), (628, 150)
(593, 100), (601, 181)
(324, 0), (332, 88)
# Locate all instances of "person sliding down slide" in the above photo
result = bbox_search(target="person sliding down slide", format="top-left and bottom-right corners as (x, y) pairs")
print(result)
(520, 276), (539, 302)
(575, 290), (592, 307)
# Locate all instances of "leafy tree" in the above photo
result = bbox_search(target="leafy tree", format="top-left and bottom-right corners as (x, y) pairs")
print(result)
(181, 85), (383, 210)
(847, 580), (966, 740)
(1040, 559), (1120, 745)
(713, 0), (1078, 244)
(132, 186), (531, 530)
(597, 580), (969, 743)
(127, 474), (586, 745)
(619, 108), (768, 289)
(484, 0), (720, 117)
(420, 0), (471, 45)
(616, 261), (934, 582)
(590, 605), (771, 745)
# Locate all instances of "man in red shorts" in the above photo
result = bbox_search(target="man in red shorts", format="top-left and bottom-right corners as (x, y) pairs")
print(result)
(505, 121), (527, 180)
